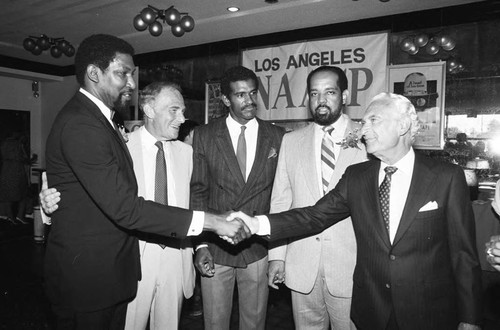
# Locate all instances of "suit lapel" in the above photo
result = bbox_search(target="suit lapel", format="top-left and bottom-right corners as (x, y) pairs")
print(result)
(300, 124), (321, 200)
(79, 93), (134, 167)
(365, 161), (392, 248)
(214, 119), (246, 187)
(392, 154), (437, 246)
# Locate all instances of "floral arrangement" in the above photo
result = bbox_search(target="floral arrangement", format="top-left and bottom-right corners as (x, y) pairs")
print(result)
(337, 129), (361, 150)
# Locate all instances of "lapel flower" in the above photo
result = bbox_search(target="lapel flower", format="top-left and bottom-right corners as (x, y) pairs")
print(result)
(268, 147), (277, 159)
(336, 128), (361, 150)
(118, 125), (130, 143)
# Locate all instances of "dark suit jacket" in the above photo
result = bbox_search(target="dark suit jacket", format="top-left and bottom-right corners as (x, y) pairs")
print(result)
(268, 153), (482, 330)
(44, 92), (193, 312)
(191, 116), (285, 267)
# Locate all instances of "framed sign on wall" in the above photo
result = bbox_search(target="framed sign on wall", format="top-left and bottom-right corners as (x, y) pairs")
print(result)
(387, 61), (446, 150)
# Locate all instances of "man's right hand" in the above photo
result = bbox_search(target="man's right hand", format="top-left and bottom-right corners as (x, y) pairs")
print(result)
(268, 260), (285, 289)
(203, 212), (252, 244)
(194, 247), (215, 277)
(39, 172), (60, 216)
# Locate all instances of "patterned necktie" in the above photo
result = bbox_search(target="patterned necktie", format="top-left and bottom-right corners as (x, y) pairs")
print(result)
(321, 126), (335, 194)
(379, 166), (398, 233)
(236, 126), (247, 181)
(155, 141), (167, 249)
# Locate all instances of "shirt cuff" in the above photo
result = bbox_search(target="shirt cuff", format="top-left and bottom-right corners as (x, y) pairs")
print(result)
(187, 211), (204, 236)
(256, 215), (271, 236)
(40, 207), (52, 225)
(195, 244), (208, 251)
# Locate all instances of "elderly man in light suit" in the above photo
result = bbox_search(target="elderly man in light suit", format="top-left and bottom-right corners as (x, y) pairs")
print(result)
(268, 66), (367, 329)
(124, 81), (195, 330)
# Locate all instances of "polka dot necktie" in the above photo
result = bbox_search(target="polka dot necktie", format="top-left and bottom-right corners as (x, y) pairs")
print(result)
(379, 166), (398, 233)
(321, 126), (335, 194)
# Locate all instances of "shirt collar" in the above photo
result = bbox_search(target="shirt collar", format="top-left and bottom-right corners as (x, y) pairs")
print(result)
(226, 114), (258, 131)
(139, 125), (159, 148)
(79, 88), (114, 124)
(315, 113), (348, 138)
(380, 148), (415, 175)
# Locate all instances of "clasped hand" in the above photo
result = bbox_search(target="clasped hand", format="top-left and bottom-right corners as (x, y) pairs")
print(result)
(210, 211), (260, 245)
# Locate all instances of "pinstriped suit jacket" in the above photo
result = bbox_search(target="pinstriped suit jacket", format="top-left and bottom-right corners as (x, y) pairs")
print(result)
(190, 116), (285, 267)
(268, 153), (482, 329)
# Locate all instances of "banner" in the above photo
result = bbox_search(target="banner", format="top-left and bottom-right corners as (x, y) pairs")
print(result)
(241, 32), (388, 120)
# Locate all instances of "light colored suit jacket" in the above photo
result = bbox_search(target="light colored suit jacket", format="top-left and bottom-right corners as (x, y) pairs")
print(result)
(127, 128), (195, 298)
(269, 116), (367, 296)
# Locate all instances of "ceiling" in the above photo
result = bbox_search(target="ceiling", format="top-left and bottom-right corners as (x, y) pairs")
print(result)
(0, 0), (485, 67)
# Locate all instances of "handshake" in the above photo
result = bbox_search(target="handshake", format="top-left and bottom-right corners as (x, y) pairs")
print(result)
(204, 211), (260, 245)
(39, 174), (260, 244)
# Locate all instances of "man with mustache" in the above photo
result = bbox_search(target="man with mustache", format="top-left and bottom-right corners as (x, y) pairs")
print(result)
(268, 66), (367, 329)
(190, 65), (285, 330)
(43, 34), (249, 329)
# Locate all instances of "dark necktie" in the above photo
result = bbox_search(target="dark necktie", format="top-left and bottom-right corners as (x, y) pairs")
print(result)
(379, 166), (398, 233)
(236, 126), (247, 181)
(154, 141), (167, 248)
(321, 126), (335, 194)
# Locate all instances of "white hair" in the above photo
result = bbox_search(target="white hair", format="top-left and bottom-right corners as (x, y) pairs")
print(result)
(369, 92), (420, 140)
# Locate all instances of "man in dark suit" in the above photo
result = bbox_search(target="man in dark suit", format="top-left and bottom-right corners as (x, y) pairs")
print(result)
(190, 66), (285, 330)
(231, 92), (482, 330)
(43, 34), (248, 329)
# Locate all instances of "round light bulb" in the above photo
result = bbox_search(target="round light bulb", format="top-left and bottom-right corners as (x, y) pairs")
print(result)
(180, 15), (195, 32)
(149, 21), (163, 36)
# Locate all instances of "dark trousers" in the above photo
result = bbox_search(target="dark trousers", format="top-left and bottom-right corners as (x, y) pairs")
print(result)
(52, 301), (128, 330)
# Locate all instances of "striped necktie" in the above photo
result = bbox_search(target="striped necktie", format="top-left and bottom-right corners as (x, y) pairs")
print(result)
(236, 125), (247, 181)
(321, 126), (335, 194)
(154, 141), (167, 249)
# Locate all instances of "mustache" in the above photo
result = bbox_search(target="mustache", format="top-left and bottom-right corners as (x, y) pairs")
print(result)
(315, 104), (332, 112)
(243, 104), (257, 110)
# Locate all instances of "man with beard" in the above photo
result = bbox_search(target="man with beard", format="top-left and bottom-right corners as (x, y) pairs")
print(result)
(268, 66), (367, 329)
(43, 34), (249, 329)
(190, 66), (285, 330)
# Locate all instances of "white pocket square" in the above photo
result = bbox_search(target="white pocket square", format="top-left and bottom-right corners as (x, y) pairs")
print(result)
(419, 201), (438, 212)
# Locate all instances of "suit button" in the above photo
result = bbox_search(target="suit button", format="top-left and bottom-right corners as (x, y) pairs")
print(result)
(170, 232), (177, 237)
(385, 283), (391, 289)
(316, 237), (320, 241)
(389, 254), (396, 260)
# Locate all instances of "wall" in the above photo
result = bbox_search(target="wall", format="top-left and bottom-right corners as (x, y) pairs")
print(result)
(0, 74), (77, 173)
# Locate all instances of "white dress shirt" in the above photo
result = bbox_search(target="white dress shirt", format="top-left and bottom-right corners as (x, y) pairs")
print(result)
(226, 115), (259, 180)
(80, 88), (114, 127)
(137, 126), (204, 236)
(257, 148), (416, 241)
(379, 148), (415, 243)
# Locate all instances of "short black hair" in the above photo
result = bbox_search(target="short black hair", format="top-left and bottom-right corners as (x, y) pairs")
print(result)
(220, 66), (259, 97)
(306, 66), (348, 93)
(178, 120), (200, 142)
(75, 34), (135, 86)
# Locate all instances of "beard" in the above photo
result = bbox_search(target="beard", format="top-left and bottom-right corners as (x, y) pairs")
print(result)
(113, 94), (131, 113)
(312, 104), (343, 126)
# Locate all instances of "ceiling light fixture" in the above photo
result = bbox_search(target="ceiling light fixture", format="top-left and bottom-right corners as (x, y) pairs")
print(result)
(227, 7), (240, 12)
(23, 35), (75, 58)
(133, 5), (195, 37)
(399, 32), (456, 56)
